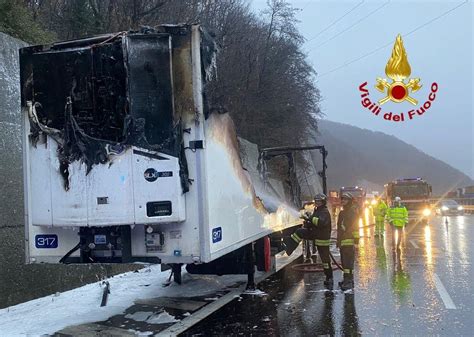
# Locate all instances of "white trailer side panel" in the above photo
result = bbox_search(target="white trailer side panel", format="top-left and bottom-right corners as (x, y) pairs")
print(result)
(132, 149), (185, 224)
(204, 114), (267, 259)
(51, 161), (88, 226)
(26, 226), (79, 262)
(29, 137), (53, 225)
(86, 151), (135, 226)
(202, 113), (300, 261)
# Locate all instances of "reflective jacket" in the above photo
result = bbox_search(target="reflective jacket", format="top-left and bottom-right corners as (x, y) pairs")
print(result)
(373, 200), (388, 221)
(308, 205), (332, 245)
(337, 202), (360, 246)
(386, 206), (408, 227)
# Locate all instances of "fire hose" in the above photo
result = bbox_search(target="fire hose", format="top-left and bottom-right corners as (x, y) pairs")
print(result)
(292, 233), (372, 272)
(329, 250), (343, 271)
(292, 216), (375, 272)
(292, 239), (343, 272)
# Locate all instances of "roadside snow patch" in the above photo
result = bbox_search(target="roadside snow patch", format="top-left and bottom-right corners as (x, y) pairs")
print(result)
(0, 265), (247, 337)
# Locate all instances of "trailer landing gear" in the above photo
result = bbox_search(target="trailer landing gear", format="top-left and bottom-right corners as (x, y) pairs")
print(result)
(246, 244), (256, 291)
(171, 264), (182, 285)
(246, 268), (257, 288)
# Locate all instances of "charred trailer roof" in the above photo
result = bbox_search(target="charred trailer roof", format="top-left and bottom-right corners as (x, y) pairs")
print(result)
(20, 28), (176, 150)
(19, 25), (215, 191)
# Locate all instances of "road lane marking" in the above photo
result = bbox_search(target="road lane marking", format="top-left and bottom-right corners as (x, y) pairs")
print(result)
(409, 240), (419, 249)
(433, 273), (457, 310)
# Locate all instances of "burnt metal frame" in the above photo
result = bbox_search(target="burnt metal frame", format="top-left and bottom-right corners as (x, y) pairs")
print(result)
(258, 145), (328, 208)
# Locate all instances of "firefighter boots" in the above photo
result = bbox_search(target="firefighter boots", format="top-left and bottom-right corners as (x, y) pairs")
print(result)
(339, 273), (354, 291)
(323, 268), (334, 288)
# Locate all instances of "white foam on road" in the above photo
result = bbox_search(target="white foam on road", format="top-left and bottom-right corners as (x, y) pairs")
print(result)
(124, 310), (179, 324)
(433, 273), (457, 310)
(146, 311), (179, 324)
(242, 289), (268, 297)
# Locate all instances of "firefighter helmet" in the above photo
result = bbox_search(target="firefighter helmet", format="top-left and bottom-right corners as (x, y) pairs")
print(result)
(341, 192), (354, 200)
(314, 193), (327, 202)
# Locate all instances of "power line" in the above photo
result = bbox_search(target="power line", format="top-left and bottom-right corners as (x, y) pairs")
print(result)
(300, 0), (314, 11)
(402, 0), (468, 37)
(318, 0), (468, 78)
(318, 41), (393, 78)
(308, 1), (390, 52)
(306, 1), (365, 42)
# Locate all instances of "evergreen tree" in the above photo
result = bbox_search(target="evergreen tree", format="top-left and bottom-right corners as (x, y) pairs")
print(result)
(0, 0), (54, 43)
(61, 0), (98, 39)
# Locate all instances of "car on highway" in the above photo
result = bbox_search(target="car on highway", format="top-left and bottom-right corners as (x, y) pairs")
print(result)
(435, 199), (465, 216)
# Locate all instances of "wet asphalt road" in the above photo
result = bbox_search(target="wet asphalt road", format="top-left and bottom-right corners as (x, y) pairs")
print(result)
(184, 214), (474, 336)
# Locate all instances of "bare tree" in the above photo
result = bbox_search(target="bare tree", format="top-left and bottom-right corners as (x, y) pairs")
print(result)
(9, 0), (321, 149)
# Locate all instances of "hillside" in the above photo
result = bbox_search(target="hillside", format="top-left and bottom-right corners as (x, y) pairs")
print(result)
(315, 120), (473, 195)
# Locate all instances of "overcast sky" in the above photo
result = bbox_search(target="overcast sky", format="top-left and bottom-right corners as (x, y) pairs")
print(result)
(252, 0), (473, 179)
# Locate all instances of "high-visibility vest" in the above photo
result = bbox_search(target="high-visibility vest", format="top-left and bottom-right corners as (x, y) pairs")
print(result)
(373, 201), (388, 221)
(387, 206), (408, 227)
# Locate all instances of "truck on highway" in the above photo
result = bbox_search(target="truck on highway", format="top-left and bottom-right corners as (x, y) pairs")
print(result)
(20, 25), (327, 286)
(384, 178), (432, 222)
(340, 186), (366, 209)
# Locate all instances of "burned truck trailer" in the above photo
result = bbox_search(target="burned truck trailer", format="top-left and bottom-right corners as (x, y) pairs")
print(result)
(20, 25), (301, 280)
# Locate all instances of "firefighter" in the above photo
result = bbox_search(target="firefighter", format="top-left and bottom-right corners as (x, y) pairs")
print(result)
(386, 196), (408, 250)
(373, 196), (388, 236)
(283, 194), (333, 286)
(337, 192), (360, 291)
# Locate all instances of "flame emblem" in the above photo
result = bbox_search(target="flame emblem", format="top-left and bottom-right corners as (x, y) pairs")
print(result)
(376, 34), (421, 105)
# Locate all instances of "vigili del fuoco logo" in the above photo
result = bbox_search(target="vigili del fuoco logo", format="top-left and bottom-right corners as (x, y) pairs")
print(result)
(359, 34), (438, 122)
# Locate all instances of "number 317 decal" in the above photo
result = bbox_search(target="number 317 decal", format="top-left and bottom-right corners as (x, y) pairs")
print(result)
(35, 234), (58, 249)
